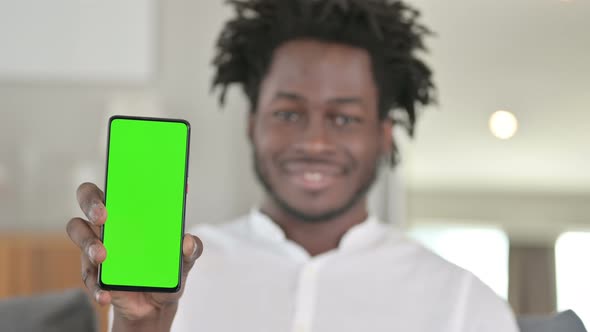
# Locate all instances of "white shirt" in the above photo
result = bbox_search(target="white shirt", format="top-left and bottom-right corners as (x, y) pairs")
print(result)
(169, 209), (519, 332)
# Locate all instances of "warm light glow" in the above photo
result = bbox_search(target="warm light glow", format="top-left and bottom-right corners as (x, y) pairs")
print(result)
(489, 110), (518, 140)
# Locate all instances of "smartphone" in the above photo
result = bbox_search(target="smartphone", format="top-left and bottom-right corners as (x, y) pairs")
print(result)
(99, 115), (190, 292)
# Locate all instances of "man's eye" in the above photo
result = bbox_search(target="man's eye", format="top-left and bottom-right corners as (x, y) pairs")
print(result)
(333, 114), (360, 127)
(274, 111), (301, 122)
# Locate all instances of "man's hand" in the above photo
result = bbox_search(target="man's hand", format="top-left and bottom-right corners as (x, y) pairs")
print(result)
(66, 182), (203, 331)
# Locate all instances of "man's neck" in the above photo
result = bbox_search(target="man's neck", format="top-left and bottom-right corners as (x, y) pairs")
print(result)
(260, 199), (369, 256)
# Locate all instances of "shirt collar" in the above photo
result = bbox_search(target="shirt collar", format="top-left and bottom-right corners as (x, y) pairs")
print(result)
(248, 208), (287, 243)
(248, 208), (388, 255)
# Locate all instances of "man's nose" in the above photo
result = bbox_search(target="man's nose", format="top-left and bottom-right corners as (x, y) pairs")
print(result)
(296, 115), (335, 155)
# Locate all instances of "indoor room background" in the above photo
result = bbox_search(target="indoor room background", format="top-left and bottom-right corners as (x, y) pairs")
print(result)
(0, 1), (588, 331)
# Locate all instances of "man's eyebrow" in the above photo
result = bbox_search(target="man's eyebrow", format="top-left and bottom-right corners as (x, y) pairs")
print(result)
(271, 92), (367, 110)
(326, 97), (367, 110)
(272, 91), (307, 103)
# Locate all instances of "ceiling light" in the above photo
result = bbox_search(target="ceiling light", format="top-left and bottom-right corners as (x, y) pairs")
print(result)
(489, 110), (518, 140)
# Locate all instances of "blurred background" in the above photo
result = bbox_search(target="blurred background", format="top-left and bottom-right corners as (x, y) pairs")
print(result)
(0, 0), (588, 331)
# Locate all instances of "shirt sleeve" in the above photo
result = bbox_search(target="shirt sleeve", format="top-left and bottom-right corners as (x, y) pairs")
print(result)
(461, 274), (519, 332)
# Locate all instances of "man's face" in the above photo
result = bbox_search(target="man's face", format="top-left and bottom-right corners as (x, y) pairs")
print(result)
(250, 39), (392, 222)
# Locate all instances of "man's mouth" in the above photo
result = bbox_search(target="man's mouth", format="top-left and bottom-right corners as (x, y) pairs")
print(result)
(282, 161), (344, 192)
(303, 172), (324, 182)
(291, 171), (334, 191)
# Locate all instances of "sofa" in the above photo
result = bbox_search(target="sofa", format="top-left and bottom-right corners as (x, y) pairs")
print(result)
(0, 288), (587, 332)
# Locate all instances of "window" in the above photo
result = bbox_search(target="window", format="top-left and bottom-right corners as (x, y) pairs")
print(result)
(409, 221), (509, 299)
(0, 0), (155, 81)
(555, 232), (590, 327)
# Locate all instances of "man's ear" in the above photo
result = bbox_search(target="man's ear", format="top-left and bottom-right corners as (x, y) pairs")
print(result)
(380, 119), (394, 156)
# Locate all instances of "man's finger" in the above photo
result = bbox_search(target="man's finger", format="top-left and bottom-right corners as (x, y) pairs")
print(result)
(181, 234), (203, 275)
(67, 217), (106, 265)
(76, 182), (107, 225)
(81, 254), (111, 305)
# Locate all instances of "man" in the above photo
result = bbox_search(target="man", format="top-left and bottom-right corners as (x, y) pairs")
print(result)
(67, 0), (519, 331)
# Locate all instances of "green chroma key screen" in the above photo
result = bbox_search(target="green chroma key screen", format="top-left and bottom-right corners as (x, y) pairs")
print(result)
(100, 116), (190, 292)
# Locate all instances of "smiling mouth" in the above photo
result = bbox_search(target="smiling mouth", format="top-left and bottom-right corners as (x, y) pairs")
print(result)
(290, 171), (335, 191)
(303, 172), (324, 182)
(280, 159), (346, 192)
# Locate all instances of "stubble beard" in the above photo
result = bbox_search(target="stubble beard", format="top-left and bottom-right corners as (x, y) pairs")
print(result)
(252, 150), (379, 224)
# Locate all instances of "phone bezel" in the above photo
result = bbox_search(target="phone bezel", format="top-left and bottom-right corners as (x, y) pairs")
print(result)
(98, 115), (191, 293)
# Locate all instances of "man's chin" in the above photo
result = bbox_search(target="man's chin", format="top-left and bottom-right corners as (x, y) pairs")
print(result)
(254, 157), (375, 223)
(273, 198), (357, 223)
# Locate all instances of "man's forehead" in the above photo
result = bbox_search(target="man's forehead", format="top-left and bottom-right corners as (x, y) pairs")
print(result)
(263, 40), (375, 95)
(270, 39), (372, 72)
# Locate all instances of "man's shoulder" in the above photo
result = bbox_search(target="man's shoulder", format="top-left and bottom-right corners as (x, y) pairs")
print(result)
(187, 214), (249, 234)
(378, 227), (469, 275)
(376, 228), (495, 295)
(379, 230), (517, 328)
(186, 214), (252, 251)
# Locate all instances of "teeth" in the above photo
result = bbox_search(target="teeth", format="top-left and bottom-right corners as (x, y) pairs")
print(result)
(303, 172), (324, 182)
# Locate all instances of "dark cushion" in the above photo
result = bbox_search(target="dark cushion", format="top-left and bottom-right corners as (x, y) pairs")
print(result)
(518, 310), (587, 332)
(0, 288), (97, 332)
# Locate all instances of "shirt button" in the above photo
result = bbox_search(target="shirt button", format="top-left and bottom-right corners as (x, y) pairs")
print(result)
(302, 265), (317, 279)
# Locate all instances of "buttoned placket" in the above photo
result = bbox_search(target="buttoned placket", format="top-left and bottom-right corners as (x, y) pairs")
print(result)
(248, 209), (387, 332)
(290, 254), (331, 332)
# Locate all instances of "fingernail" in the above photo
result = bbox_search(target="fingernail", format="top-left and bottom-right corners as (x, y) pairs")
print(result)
(191, 237), (198, 257)
(88, 244), (98, 263)
(88, 203), (98, 222)
(89, 202), (103, 222)
(95, 290), (102, 303)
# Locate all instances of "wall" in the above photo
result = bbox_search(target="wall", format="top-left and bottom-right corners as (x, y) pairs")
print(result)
(408, 190), (590, 245)
(0, 0), (263, 231)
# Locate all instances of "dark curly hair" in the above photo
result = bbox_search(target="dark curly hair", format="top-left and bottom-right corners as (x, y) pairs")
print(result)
(212, 0), (435, 165)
